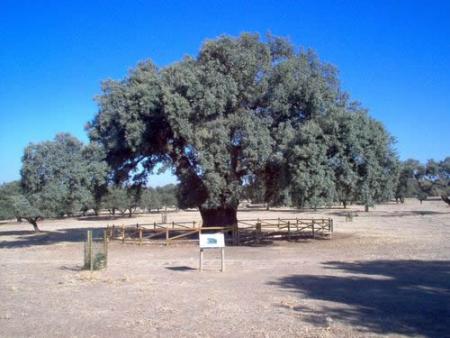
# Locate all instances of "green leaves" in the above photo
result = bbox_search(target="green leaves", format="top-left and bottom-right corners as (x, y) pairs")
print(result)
(88, 33), (400, 216)
(287, 121), (336, 209)
(396, 157), (450, 204)
(0, 181), (22, 220)
(18, 133), (109, 222)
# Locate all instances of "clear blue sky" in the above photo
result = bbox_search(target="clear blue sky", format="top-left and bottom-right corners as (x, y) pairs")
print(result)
(1, 0), (449, 185)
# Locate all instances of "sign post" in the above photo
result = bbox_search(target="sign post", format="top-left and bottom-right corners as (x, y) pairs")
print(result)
(199, 232), (225, 272)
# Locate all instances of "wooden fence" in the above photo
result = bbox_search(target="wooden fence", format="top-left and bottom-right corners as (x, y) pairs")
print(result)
(236, 218), (333, 245)
(106, 217), (333, 246)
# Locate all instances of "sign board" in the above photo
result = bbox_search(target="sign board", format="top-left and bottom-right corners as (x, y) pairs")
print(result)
(199, 232), (225, 248)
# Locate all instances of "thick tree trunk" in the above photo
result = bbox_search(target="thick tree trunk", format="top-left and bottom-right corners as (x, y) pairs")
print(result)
(26, 218), (40, 232)
(342, 200), (347, 209)
(199, 206), (237, 227)
(364, 204), (369, 212)
(441, 195), (450, 206)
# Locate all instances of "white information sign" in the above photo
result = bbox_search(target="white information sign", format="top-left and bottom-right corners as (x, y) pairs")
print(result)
(199, 232), (225, 248)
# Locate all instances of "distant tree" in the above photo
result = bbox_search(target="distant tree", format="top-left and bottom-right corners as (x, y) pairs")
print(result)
(422, 158), (450, 205)
(157, 184), (178, 209)
(140, 187), (162, 212)
(103, 184), (142, 217)
(394, 157), (450, 205)
(18, 133), (107, 231)
(411, 160), (437, 204)
(103, 187), (126, 215)
(438, 157), (450, 206)
(242, 175), (267, 206)
(395, 159), (421, 202)
(82, 143), (109, 215)
(0, 181), (22, 221)
(11, 194), (42, 231)
(125, 184), (142, 217)
(21, 134), (92, 217)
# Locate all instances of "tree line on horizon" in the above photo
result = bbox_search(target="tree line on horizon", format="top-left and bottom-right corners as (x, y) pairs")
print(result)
(0, 33), (449, 231)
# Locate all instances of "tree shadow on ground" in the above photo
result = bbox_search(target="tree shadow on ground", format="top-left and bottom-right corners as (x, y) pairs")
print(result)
(238, 206), (346, 214)
(328, 210), (450, 218)
(0, 227), (106, 249)
(77, 215), (139, 221)
(165, 266), (196, 271)
(0, 230), (38, 236)
(60, 265), (84, 272)
(270, 260), (450, 338)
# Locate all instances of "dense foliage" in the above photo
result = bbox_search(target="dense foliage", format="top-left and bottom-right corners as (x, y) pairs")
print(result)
(10, 134), (109, 231)
(395, 158), (450, 204)
(0, 134), (179, 231)
(0, 181), (22, 220)
(88, 33), (399, 225)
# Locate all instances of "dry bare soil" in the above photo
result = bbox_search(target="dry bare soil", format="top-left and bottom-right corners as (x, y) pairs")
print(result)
(1, 199), (449, 338)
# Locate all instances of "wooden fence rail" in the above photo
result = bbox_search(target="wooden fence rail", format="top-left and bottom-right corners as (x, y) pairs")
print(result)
(106, 218), (333, 246)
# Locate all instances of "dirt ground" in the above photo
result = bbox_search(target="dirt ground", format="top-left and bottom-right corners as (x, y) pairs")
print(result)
(1, 199), (449, 338)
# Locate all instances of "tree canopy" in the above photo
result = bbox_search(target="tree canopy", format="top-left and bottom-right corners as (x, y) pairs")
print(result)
(395, 158), (450, 205)
(16, 133), (109, 231)
(88, 33), (399, 225)
(0, 181), (21, 220)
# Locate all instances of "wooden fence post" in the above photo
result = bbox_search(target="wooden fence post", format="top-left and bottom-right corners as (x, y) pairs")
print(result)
(87, 230), (93, 272)
(312, 220), (315, 239)
(165, 228), (169, 245)
(256, 220), (262, 242)
(287, 221), (291, 241)
(232, 222), (239, 246)
(329, 218), (333, 239)
(121, 225), (125, 243)
(199, 248), (204, 271)
(221, 248), (225, 272)
(103, 229), (108, 267)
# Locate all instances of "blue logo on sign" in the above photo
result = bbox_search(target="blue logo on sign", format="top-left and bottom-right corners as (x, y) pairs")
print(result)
(207, 238), (217, 244)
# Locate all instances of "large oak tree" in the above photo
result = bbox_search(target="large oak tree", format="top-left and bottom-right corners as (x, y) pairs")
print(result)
(89, 33), (397, 225)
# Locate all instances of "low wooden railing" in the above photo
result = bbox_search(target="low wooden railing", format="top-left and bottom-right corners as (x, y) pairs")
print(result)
(106, 217), (333, 246)
(236, 218), (333, 244)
